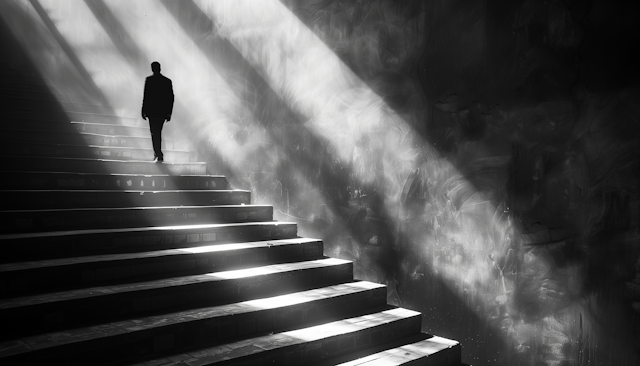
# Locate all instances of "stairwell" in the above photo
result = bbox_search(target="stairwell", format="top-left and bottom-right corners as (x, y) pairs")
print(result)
(0, 61), (462, 365)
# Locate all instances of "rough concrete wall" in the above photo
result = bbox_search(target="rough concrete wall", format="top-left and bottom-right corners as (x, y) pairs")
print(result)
(268, 1), (640, 365)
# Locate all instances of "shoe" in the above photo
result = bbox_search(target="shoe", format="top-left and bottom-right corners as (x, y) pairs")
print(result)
(155, 157), (164, 163)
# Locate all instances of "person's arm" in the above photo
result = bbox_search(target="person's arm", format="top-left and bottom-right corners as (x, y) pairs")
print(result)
(166, 80), (174, 121)
(141, 78), (148, 120)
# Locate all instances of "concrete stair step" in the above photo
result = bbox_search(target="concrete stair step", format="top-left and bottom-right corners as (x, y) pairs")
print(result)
(0, 221), (297, 263)
(0, 238), (323, 298)
(0, 221), (296, 262)
(1, 204), (271, 233)
(127, 307), (422, 366)
(6, 106), (135, 124)
(0, 171), (229, 191)
(2, 156), (206, 175)
(71, 121), (152, 137)
(0, 188), (249, 210)
(0, 128), (173, 149)
(0, 281), (386, 364)
(1, 141), (195, 162)
(0, 204), (274, 233)
(1, 95), (113, 115)
(0, 258), (353, 337)
(334, 336), (461, 366)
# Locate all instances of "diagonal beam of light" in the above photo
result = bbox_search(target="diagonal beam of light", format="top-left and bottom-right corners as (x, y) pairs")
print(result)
(192, 0), (520, 335)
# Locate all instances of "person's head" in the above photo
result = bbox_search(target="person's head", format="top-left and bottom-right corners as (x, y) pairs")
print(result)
(151, 61), (161, 74)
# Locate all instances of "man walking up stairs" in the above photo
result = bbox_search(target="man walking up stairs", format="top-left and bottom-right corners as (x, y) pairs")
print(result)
(0, 61), (462, 365)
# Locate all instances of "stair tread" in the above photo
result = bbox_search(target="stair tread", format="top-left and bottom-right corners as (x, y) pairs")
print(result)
(2, 281), (383, 357)
(1, 204), (270, 215)
(0, 220), (289, 241)
(0, 237), (319, 273)
(128, 307), (420, 366)
(0, 173), (230, 190)
(1, 127), (153, 137)
(2, 171), (223, 178)
(0, 258), (349, 310)
(336, 336), (460, 366)
(2, 141), (191, 153)
(4, 156), (204, 164)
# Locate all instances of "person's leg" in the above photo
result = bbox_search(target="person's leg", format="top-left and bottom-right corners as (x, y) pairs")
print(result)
(148, 117), (165, 161)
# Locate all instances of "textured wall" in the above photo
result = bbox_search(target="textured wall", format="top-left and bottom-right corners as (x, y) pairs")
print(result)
(270, 1), (640, 365)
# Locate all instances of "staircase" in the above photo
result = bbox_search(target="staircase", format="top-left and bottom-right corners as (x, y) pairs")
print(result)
(0, 64), (462, 365)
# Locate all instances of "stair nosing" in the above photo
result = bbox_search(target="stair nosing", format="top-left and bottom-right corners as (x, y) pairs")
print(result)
(2, 156), (206, 164)
(0, 204), (271, 215)
(0, 220), (294, 240)
(2, 141), (192, 153)
(0, 170), (225, 178)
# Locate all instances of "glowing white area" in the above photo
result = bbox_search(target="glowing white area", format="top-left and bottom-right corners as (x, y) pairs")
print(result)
(206, 265), (279, 279)
(178, 243), (249, 254)
(243, 291), (311, 309)
(284, 308), (413, 342)
(336, 336), (458, 365)
(243, 281), (380, 309)
(284, 321), (361, 342)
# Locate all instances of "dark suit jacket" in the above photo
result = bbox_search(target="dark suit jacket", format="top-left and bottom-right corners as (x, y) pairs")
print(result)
(142, 73), (174, 118)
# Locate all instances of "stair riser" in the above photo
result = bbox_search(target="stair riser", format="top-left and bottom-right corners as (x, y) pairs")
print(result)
(1, 143), (194, 162)
(1, 221), (293, 261)
(1, 239), (322, 298)
(0, 172), (229, 191)
(0, 130), (173, 149)
(2, 158), (206, 175)
(16, 287), (386, 365)
(1, 262), (353, 337)
(0, 190), (249, 210)
(1, 205), (273, 234)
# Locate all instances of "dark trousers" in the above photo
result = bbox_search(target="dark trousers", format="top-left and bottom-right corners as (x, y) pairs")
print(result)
(148, 117), (165, 159)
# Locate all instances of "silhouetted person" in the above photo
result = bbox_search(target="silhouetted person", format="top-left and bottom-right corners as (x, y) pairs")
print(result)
(142, 61), (174, 163)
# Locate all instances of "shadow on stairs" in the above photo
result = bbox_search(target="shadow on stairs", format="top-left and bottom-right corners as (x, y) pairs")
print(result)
(0, 64), (462, 365)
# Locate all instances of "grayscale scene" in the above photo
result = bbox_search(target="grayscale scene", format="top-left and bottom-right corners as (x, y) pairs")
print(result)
(1, 1), (639, 365)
